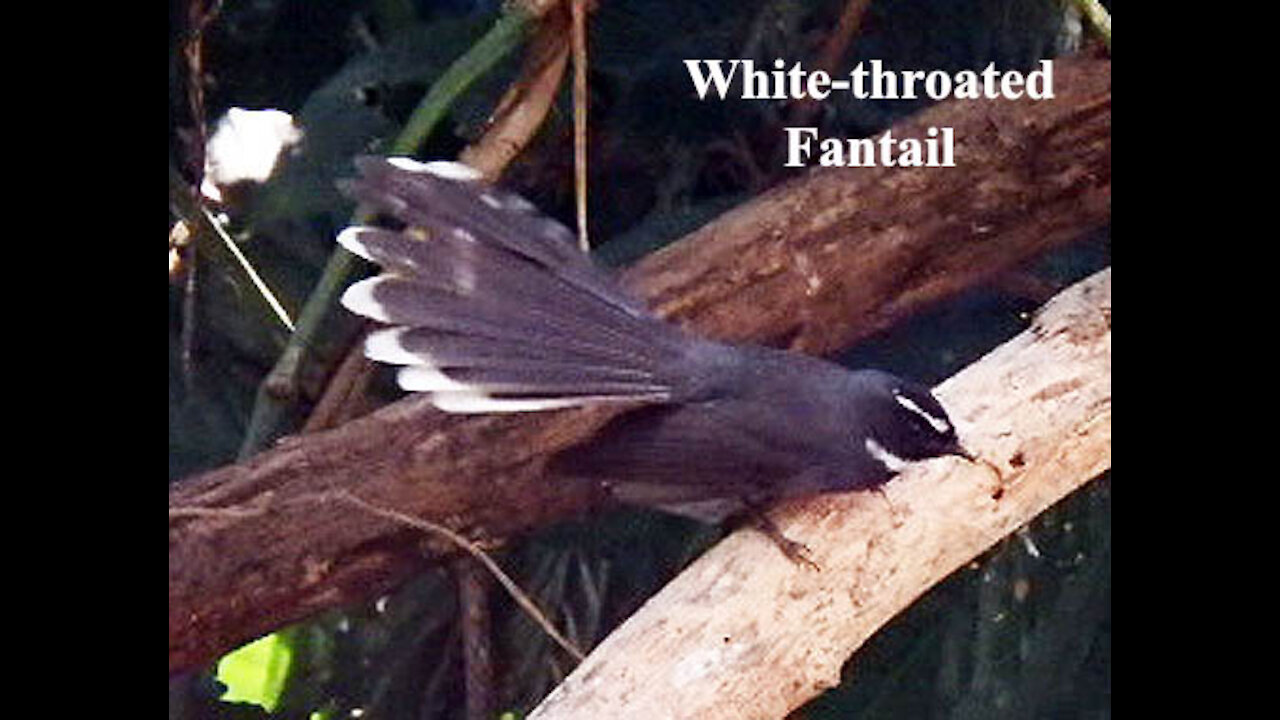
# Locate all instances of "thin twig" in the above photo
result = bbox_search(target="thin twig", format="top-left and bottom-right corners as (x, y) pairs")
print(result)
(177, 0), (225, 387)
(202, 206), (296, 332)
(168, 165), (296, 334)
(458, 12), (570, 178)
(182, 0), (224, 178)
(328, 490), (587, 662)
(787, 0), (871, 128)
(570, 0), (590, 252)
(300, 331), (378, 433)
(180, 230), (198, 391)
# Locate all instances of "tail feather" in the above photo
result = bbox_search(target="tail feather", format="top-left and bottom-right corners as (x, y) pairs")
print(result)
(344, 156), (647, 317)
(339, 226), (669, 363)
(401, 365), (669, 396)
(342, 275), (667, 365)
(337, 156), (690, 413)
(367, 327), (663, 379)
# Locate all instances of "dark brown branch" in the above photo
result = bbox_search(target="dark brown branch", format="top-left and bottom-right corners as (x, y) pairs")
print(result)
(168, 54), (1110, 675)
(457, 557), (495, 720)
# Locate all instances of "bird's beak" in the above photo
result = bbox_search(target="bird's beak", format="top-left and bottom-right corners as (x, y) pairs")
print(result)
(949, 441), (978, 463)
(949, 441), (1002, 480)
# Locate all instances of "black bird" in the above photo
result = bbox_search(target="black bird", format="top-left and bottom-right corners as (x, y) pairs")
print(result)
(338, 156), (969, 535)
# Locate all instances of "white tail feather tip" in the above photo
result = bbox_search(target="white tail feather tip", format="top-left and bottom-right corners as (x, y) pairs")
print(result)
(340, 277), (392, 323)
(365, 327), (428, 366)
(429, 392), (591, 414)
(397, 367), (473, 393)
(385, 157), (483, 182)
(336, 226), (377, 262)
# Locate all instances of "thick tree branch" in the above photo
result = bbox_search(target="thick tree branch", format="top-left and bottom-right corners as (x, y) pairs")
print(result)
(168, 55), (1110, 675)
(529, 268), (1111, 720)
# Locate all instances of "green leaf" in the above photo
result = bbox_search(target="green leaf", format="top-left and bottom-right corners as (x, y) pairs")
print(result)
(216, 633), (293, 712)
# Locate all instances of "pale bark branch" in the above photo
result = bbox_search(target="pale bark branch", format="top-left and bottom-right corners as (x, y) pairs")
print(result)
(168, 55), (1110, 675)
(529, 268), (1111, 720)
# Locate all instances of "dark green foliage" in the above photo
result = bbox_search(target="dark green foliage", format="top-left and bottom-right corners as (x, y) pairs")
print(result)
(807, 475), (1110, 719)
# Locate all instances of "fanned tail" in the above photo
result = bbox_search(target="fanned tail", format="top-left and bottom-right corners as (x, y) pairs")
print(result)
(338, 156), (692, 413)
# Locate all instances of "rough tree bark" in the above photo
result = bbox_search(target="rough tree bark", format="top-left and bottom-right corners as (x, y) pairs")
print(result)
(168, 54), (1110, 675)
(528, 268), (1111, 719)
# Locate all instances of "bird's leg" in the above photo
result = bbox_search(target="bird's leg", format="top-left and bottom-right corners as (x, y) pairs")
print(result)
(746, 505), (820, 571)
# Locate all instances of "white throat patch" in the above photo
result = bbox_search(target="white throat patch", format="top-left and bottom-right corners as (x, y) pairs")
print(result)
(865, 436), (908, 472)
(893, 392), (951, 434)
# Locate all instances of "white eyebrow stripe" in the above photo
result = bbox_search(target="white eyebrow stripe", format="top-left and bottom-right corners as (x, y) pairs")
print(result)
(893, 393), (951, 433)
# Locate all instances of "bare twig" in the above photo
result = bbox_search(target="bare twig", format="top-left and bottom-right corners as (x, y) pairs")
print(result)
(458, 7), (571, 178)
(570, 0), (590, 251)
(787, 0), (872, 128)
(329, 491), (587, 662)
